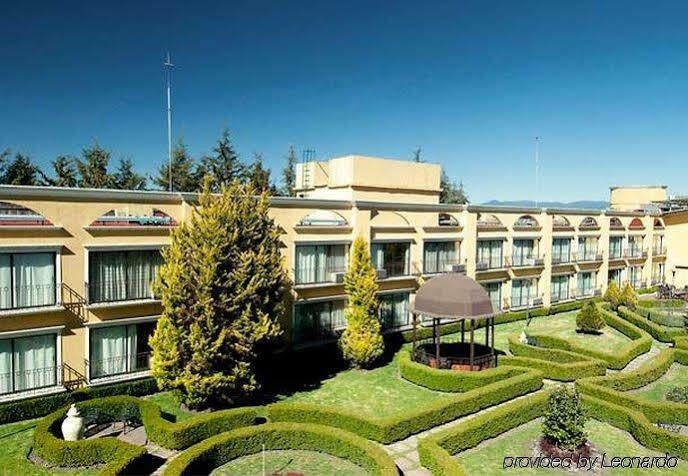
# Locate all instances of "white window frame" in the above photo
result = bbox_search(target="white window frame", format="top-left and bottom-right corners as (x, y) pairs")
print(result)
(0, 245), (63, 310)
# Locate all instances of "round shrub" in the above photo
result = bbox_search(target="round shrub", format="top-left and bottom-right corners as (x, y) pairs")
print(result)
(576, 302), (605, 334)
(542, 386), (587, 451)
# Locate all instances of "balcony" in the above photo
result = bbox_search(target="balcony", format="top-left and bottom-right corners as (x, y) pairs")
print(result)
(508, 255), (544, 269)
(550, 292), (572, 303)
(0, 363), (85, 401)
(86, 352), (151, 383)
(375, 261), (411, 279)
(576, 287), (600, 299)
(608, 251), (624, 261)
(624, 248), (647, 260)
(293, 265), (347, 287)
(87, 277), (158, 305)
(475, 259), (504, 271)
(574, 251), (603, 263)
(0, 283), (58, 312)
(653, 246), (667, 256)
(509, 295), (541, 309)
(423, 259), (466, 275)
(551, 253), (573, 265)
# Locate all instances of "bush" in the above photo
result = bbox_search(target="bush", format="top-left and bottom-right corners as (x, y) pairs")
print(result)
(636, 306), (685, 328)
(637, 286), (658, 295)
(667, 386), (688, 404)
(542, 386), (587, 450)
(617, 306), (686, 343)
(604, 281), (622, 310)
(0, 377), (158, 425)
(621, 283), (639, 310)
(162, 422), (398, 476)
(638, 299), (684, 308)
(576, 302), (605, 334)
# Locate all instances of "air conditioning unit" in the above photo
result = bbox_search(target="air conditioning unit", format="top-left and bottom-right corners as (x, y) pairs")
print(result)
(330, 272), (346, 283)
(550, 295), (560, 303)
(476, 261), (488, 271)
(376, 269), (388, 280)
(444, 263), (466, 273)
(533, 258), (544, 266)
(532, 297), (543, 307)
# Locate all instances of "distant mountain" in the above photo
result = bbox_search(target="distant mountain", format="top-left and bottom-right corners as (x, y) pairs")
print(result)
(481, 200), (609, 210)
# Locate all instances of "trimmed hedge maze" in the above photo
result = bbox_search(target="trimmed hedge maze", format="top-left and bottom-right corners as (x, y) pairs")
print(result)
(163, 422), (398, 476)
(31, 395), (257, 474)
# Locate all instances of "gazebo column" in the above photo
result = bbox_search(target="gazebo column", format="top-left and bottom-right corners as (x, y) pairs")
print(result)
(484, 318), (489, 347)
(461, 319), (465, 343)
(470, 323), (475, 369)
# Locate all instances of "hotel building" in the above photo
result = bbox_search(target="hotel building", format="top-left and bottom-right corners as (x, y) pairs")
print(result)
(0, 155), (684, 402)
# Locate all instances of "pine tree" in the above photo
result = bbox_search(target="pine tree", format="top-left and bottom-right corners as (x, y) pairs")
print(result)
(412, 147), (425, 163)
(247, 152), (273, 194)
(281, 145), (297, 196)
(440, 169), (469, 204)
(339, 236), (384, 369)
(1, 152), (48, 185)
(113, 158), (147, 190)
(604, 280), (622, 310)
(576, 301), (605, 334)
(77, 144), (114, 188)
(153, 139), (199, 192)
(50, 155), (78, 187)
(149, 178), (287, 409)
(197, 129), (246, 191)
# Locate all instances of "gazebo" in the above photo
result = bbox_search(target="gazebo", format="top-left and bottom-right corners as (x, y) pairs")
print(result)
(410, 273), (498, 371)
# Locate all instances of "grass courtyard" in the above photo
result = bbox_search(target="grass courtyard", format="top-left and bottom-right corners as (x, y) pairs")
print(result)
(210, 449), (368, 475)
(630, 363), (688, 402)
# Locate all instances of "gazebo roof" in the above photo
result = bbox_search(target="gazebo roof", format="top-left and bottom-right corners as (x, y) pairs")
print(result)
(411, 273), (495, 320)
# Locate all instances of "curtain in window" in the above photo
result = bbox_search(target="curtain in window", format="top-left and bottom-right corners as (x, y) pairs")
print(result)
(513, 240), (534, 265)
(326, 245), (347, 274)
(126, 251), (161, 300)
(13, 334), (56, 391)
(13, 253), (55, 308)
(578, 237), (597, 259)
(424, 242), (438, 273)
(0, 339), (11, 394)
(482, 282), (501, 311)
(371, 243), (384, 270)
(609, 237), (623, 258)
(478, 241), (502, 268)
(551, 276), (569, 300)
(331, 301), (346, 331)
(511, 280), (531, 307)
(380, 293), (409, 329)
(552, 239), (570, 262)
(0, 255), (10, 309)
(90, 251), (127, 302)
(90, 326), (128, 378)
(293, 304), (315, 343)
(577, 272), (596, 295)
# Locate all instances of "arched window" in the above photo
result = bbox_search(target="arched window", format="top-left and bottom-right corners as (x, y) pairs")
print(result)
(654, 218), (665, 229)
(297, 210), (348, 227)
(579, 216), (599, 229)
(438, 213), (459, 226)
(629, 218), (644, 229)
(552, 215), (571, 229)
(477, 214), (503, 228)
(514, 215), (538, 228)
(0, 202), (52, 226)
(90, 208), (177, 227)
(609, 217), (624, 229)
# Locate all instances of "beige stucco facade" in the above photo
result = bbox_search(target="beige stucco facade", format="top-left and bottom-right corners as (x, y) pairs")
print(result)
(610, 185), (667, 211)
(0, 155), (679, 401)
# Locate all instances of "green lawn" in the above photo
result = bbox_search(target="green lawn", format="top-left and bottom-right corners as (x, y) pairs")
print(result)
(144, 391), (193, 422)
(456, 418), (687, 475)
(0, 419), (98, 476)
(276, 355), (453, 417)
(630, 364), (688, 402)
(210, 449), (367, 475)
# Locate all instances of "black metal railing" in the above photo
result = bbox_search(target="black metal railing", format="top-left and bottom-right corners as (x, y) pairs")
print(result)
(625, 248), (645, 259)
(509, 254), (543, 267)
(575, 251), (602, 262)
(577, 287), (596, 297)
(423, 259), (463, 275)
(413, 343), (496, 370)
(87, 352), (151, 381)
(476, 258), (503, 270)
(293, 265), (347, 285)
(375, 261), (410, 278)
(608, 249), (624, 260)
(551, 253), (572, 264)
(87, 277), (157, 304)
(653, 246), (667, 255)
(0, 283), (57, 311)
(0, 365), (58, 396)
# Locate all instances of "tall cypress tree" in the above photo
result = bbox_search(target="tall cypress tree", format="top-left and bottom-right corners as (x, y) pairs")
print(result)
(281, 145), (297, 196)
(150, 178), (288, 408)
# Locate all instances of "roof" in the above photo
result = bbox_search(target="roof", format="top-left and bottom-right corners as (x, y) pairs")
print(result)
(411, 273), (495, 320)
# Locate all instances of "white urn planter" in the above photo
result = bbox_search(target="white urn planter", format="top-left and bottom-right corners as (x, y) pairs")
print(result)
(61, 404), (85, 441)
(519, 331), (528, 344)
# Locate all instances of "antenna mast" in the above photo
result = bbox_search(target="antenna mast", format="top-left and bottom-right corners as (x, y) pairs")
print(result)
(164, 52), (174, 192)
(534, 136), (541, 208)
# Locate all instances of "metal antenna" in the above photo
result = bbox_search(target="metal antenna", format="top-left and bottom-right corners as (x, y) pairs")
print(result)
(164, 52), (174, 192)
(534, 136), (541, 208)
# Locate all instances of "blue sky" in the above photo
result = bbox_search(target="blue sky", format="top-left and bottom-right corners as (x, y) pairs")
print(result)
(1, 0), (687, 203)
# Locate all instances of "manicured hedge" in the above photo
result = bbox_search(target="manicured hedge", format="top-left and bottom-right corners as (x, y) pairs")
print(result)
(638, 298), (684, 308)
(617, 306), (686, 342)
(635, 305), (686, 328)
(0, 377), (158, 425)
(524, 304), (651, 370)
(637, 286), (657, 295)
(162, 422), (398, 476)
(417, 390), (551, 476)
(397, 347), (527, 392)
(31, 395), (258, 474)
(267, 367), (543, 444)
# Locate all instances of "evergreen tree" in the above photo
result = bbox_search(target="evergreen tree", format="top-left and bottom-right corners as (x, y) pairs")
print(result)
(620, 283), (638, 310)
(339, 236), (384, 369)
(77, 144), (114, 188)
(440, 169), (469, 204)
(50, 155), (78, 187)
(412, 147), (425, 163)
(603, 280), (622, 311)
(0, 148), (10, 178)
(281, 145), (297, 196)
(542, 386), (587, 450)
(113, 158), (147, 190)
(1, 152), (48, 185)
(576, 301), (605, 334)
(197, 129), (246, 191)
(247, 152), (274, 194)
(149, 178), (288, 408)
(153, 139), (199, 192)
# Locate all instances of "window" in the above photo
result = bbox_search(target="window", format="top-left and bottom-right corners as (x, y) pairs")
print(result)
(88, 249), (163, 303)
(577, 272), (596, 297)
(0, 252), (56, 310)
(629, 266), (643, 288)
(653, 263), (665, 284)
(514, 215), (538, 228)
(511, 279), (533, 308)
(552, 239), (571, 264)
(628, 236), (643, 257)
(610, 217), (624, 229)
(580, 217), (598, 229)
(512, 239), (536, 266)
(371, 242), (410, 277)
(89, 321), (156, 379)
(294, 244), (348, 284)
(379, 292), (410, 330)
(482, 282), (502, 311)
(551, 275), (570, 301)
(608, 268), (623, 286)
(423, 241), (458, 274)
(577, 237), (598, 261)
(0, 333), (57, 395)
(477, 240), (503, 269)
(293, 300), (346, 343)
(653, 235), (665, 254)
(609, 237), (623, 259)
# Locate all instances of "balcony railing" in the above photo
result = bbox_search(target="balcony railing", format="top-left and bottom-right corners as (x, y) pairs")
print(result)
(575, 251), (603, 262)
(509, 255), (544, 268)
(551, 253), (572, 265)
(293, 265), (347, 285)
(608, 250), (624, 260)
(476, 258), (504, 271)
(87, 277), (157, 304)
(653, 246), (667, 256)
(0, 365), (58, 396)
(624, 248), (647, 259)
(0, 283), (57, 312)
(86, 352), (151, 381)
(550, 292), (570, 303)
(576, 287), (598, 298)
(423, 259), (464, 275)
(375, 261), (410, 278)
